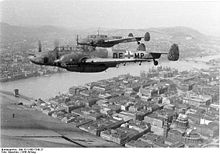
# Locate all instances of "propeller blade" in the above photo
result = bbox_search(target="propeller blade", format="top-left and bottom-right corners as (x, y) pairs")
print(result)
(38, 40), (42, 52)
(76, 35), (79, 45)
(53, 40), (59, 59)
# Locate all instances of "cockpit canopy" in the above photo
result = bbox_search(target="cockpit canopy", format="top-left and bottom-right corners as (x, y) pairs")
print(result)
(88, 35), (108, 39)
(54, 46), (77, 52)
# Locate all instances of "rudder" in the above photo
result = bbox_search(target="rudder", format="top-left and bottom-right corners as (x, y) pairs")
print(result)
(168, 44), (179, 61)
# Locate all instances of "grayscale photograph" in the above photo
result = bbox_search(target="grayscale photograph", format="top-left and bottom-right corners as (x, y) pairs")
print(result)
(0, 0), (219, 149)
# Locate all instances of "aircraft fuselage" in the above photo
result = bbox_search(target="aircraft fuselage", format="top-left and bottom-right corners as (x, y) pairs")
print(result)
(29, 43), (179, 73)
(29, 47), (152, 72)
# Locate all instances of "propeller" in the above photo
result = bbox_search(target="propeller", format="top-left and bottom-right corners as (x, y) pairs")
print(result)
(97, 27), (100, 36)
(76, 35), (79, 45)
(38, 40), (42, 52)
(28, 40), (42, 60)
(54, 39), (60, 59)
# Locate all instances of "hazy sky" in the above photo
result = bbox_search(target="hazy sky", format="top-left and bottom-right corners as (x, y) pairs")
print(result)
(1, 0), (220, 36)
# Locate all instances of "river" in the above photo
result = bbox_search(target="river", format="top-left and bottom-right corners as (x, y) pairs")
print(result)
(0, 56), (217, 99)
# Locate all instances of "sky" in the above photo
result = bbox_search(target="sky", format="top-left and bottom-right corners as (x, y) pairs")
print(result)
(1, 0), (220, 36)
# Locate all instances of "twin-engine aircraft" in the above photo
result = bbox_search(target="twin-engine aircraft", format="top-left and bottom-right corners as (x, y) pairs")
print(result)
(29, 42), (179, 73)
(76, 32), (150, 48)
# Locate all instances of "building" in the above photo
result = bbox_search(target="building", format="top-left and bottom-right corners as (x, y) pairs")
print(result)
(69, 86), (88, 95)
(191, 123), (219, 138)
(125, 139), (153, 147)
(128, 121), (151, 135)
(172, 114), (189, 130)
(167, 129), (185, 142)
(135, 111), (146, 121)
(92, 85), (106, 92)
(151, 125), (165, 136)
(139, 86), (159, 98)
(63, 103), (85, 113)
(183, 129), (202, 146)
(139, 132), (168, 147)
(100, 127), (140, 145)
(144, 113), (164, 128)
(67, 116), (93, 127)
(113, 111), (136, 122)
(42, 108), (55, 116)
(183, 93), (212, 107)
(169, 142), (185, 148)
(61, 113), (78, 123)
(186, 112), (201, 124)
(79, 118), (124, 136)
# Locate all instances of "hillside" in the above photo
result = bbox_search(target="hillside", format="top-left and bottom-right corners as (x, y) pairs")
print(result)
(1, 22), (220, 58)
(0, 22), (74, 43)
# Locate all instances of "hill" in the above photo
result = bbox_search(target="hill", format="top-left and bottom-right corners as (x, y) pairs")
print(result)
(1, 22), (220, 58)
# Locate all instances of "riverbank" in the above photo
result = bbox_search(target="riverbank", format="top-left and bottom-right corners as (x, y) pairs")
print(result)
(0, 69), (66, 83)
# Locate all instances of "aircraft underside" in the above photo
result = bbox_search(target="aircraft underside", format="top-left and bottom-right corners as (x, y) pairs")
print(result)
(63, 64), (109, 72)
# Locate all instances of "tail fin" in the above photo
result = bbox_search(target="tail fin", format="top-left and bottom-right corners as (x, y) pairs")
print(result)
(144, 32), (150, 41)
(137, 43), (146, 51)
(168, 44), (179, 61)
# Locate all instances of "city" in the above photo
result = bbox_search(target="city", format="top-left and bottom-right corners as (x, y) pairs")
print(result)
(1, 0), (220, 150)
(28, 65), (219, 147)
(0, 22), (68, 82)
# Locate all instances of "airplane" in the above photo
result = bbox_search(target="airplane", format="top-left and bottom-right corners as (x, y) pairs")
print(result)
(29, 42), (179, 73)
(76, 32), (150, 48)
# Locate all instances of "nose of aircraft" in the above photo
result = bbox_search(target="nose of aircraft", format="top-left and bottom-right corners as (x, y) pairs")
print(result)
(28, 55), (35, 62)
(28, 55), (43, 65)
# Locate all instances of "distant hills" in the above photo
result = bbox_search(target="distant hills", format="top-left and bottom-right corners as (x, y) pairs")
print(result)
(1, 22), (220, 58)
(0, 22), (74, 43)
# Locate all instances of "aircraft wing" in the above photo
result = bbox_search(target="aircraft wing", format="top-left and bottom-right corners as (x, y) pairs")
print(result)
(104, 37), (143, 44)
(85, 57), (151, 65)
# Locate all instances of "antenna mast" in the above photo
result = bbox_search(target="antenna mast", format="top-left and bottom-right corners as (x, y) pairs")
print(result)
(97, 27), (100, 36)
